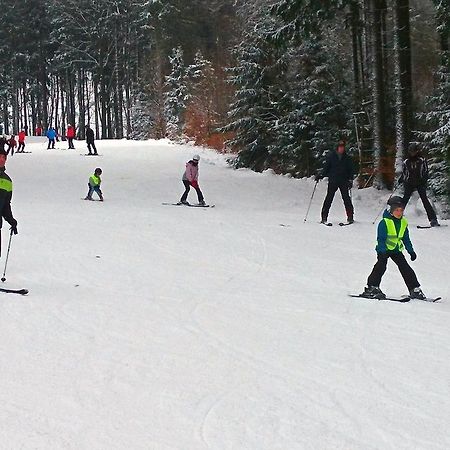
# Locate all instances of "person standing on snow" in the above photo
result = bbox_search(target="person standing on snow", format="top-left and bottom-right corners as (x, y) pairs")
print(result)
(46, 127), (57, 149)
(66, 124), (76, 149)
(398, 143), (439, 227)
(0, 149), (18, 256)
(85, 125), (98, 155)
(6, 135), (17, 155)
(315, 140), (355, 224)
(180, 154), (205, 206)
(84, 168), (103, 201)
(17, 129), (26, 152)
(361, 196), (426, 300)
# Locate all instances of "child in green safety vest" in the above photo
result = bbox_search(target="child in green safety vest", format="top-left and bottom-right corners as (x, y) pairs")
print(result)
(84, 168), (103, 201)
(362, 196), (426, 300)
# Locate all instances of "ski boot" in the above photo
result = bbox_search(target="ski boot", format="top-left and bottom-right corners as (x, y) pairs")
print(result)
(409, 287), (426, 300)
(198, 200), (206, 206)
(362, 286), (386, 299)
(84, 196), (93, 201)
(430, 219), (440, 227)
(180, 200), (189, 205)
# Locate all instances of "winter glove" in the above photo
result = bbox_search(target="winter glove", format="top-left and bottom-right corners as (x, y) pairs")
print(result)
(10, 219), (18, 235)
(409, 251), (417, 261)
(190, 180), (199, 189)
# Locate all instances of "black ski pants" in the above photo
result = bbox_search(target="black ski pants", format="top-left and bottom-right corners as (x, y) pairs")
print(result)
(47, 138), (55, 149)
(87, 142), (97, 155)
(68, 137), (75, 149)
(180, 180), (204, 203)
(367, 252), (420, 291)
(18, 142), (25, 152)
(321, 181), (353, 221)
(402, 184), (437, 222)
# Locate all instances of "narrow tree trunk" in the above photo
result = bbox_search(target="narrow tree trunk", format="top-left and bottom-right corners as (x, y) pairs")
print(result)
(393, 0), (412, 175)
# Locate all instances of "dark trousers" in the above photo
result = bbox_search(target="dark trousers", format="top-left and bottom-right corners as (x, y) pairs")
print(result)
(180, 180), (204, 203)
(367, 252), (420, 291)
(86, 184), (103, 200)
(87, 142), (97, 154)
(7, 145), (15, 156)
(47, 138), (55, 149)
(403, 184), (437, 222)
(68, 137), (75, 149)
(18, 142), (25, 152)
(321, 182), (354, 221)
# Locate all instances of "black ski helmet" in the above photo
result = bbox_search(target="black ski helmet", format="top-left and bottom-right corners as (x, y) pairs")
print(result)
(387, 195), (405, 211)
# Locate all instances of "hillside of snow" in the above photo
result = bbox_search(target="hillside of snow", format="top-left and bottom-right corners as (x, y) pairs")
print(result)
(1, 139), (449, 449)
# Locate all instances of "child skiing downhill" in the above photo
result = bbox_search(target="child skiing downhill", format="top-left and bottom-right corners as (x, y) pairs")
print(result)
(362, 196), (426, 300)
(180, 154), (206, 206)
(84, 168), (103, 201)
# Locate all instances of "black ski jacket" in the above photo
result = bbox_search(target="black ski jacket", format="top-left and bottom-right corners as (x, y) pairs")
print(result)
(399, 156), (428, 187)
(0, 167), (15, 229)
(86, 128), (95, 144)
(321, 151), (354, 185)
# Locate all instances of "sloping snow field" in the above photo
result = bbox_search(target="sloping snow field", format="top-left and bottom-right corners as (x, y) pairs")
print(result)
(1, 139), (449, 449)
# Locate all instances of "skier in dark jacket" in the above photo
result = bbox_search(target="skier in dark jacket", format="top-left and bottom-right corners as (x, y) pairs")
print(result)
(85, 125), (97, 155)
(0, 149), (18, 256)
(399, 143), (439, 226)
(361, 196), (426, 300)
(315, 140), (355, 224)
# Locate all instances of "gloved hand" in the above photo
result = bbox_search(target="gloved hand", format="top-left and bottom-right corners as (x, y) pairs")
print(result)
(10, 219), (18, 235)
(314, 174), (321, 182)
(191, 180), (199, 189)
(409, 251), (417, 261)
(348, 180), (353, 189)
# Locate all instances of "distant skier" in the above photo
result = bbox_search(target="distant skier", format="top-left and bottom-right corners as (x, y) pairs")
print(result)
(6, 136), (17, 155)
(46, 127), (57, 149)
(315, 140), (355, 224)
(84, 168), (103, 201)
(361, 196), (426, 300)
(0, 135), (7, 153)
(17, 129), (26, 152)
(398, 143), (439, 227)
(66, 124), (76, 149)
(180, 154), (205, 206)
(0, 148), (18, 256)
(85, 125), (97, 155)
(35, 125), (42, 136)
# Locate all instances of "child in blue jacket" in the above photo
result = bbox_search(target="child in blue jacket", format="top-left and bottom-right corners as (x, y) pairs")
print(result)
(362, 196), (426, 299)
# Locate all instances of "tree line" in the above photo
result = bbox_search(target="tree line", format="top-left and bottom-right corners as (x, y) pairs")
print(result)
(0, 0), (448, 211)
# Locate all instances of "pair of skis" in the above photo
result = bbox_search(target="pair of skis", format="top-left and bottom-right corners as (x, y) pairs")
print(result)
(0, 287), (28, 295)
(321, 221), (353, 227)
(162, 202), (214, 208)
(349, 294), (441, 303)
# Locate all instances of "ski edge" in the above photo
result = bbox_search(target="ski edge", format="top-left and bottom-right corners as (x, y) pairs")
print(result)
(348, 294), (410, 303)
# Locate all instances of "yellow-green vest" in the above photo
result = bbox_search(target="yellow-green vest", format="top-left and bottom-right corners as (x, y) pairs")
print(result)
(384, 217), (407, 251)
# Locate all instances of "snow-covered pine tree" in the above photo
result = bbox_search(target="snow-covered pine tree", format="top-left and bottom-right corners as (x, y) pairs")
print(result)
(418, 52), (450, 216)
(164, 47), (189, 141)
(222, 20), (286, 171)
(184, 50), (217, 145)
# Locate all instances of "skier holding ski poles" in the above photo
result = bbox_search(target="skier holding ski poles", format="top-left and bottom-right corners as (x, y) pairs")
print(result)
(315, 140), (355, 225)
(360, 196), (426, 300)
(0, 149), (18, 257)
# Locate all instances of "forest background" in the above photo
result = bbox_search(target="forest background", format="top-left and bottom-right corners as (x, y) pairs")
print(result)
(0, 0), (448, 213)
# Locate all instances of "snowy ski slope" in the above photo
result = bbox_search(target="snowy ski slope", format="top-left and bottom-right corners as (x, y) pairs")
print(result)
(1, 139), (449, 449)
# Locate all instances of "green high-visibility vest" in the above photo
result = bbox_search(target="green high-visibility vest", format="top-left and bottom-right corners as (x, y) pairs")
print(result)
(384, 217), (408, 251)
(0, 177), (12, 192)
(90, 174), (100, 186)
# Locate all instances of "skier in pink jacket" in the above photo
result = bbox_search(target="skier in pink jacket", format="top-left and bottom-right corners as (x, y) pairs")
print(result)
(180, 154), (205, 205)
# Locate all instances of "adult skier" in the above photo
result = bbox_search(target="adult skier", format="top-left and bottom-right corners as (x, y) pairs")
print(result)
(66, 124), (76, 149)
(361, 196), (426, 300)
(85, 125), (97, 155)
(0, 149), (18, 256)
(398, 143), (439, 227)
(46, 127), (57, 149)
(6, 136), (17, 155)
(315, 140), (355, 224)
(180, 154), (205, 206)
(17, 129), (26, 152)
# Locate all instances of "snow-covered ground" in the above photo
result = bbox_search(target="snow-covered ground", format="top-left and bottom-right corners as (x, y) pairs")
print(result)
(1, 139), (449, 449)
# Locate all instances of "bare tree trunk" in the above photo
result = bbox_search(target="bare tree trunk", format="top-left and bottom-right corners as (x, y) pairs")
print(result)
(78, 68), (86, 139)
(393, 0), (412, 175)
(370, 0), (388, 188)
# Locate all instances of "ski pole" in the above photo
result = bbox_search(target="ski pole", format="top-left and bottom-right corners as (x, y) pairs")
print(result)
(372, 182), (399, 224)
(1, 230), (13, 282)
(304, 180), (319, 223)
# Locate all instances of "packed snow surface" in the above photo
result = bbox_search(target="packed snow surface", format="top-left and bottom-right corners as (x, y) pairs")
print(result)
(1, 139), (449, 449)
